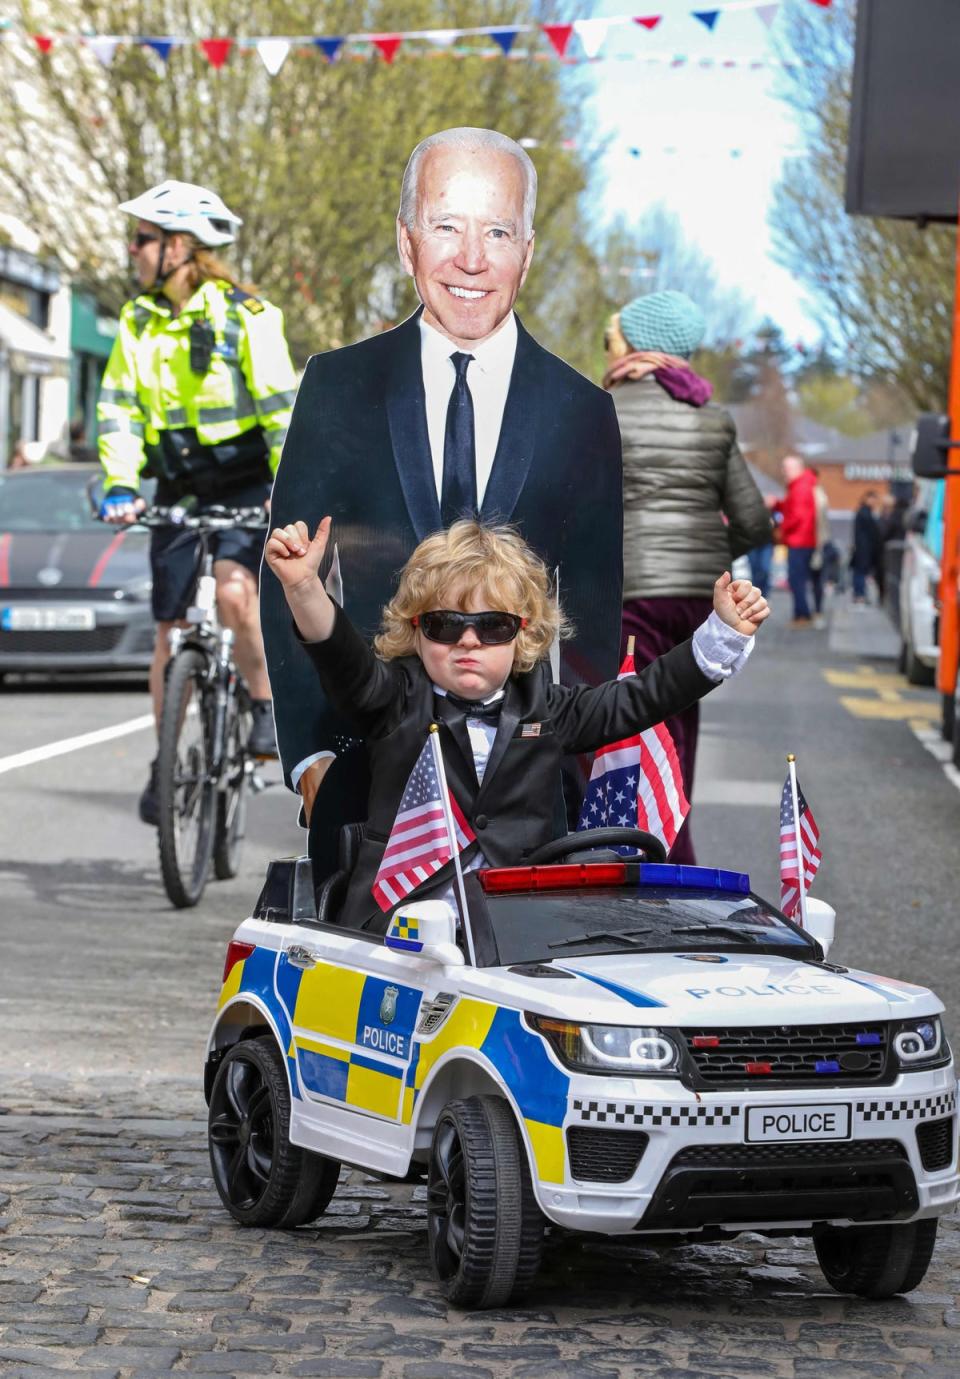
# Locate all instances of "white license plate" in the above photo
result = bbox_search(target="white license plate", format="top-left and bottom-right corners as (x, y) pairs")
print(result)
(1, 605), (96, 632)
(746, 1104), (851, 1143)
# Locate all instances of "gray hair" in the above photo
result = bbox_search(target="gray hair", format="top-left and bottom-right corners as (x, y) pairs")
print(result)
(398, 127), (537, 240)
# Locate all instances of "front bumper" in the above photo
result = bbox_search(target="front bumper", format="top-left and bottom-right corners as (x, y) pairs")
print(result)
(0, 599), (155, 672)
(533, 1066), (960, 1236)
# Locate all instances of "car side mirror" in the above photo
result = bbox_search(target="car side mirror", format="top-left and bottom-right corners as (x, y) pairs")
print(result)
(912, 414), (950, 478)
(803, 898), (836, 959)
(385, 900), (465, 966)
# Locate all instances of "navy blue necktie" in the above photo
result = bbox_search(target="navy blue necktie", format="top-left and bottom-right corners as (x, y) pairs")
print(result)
(440, 352), (477, 525)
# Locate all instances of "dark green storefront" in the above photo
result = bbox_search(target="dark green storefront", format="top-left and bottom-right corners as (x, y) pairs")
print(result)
(70, 291), (117, 444)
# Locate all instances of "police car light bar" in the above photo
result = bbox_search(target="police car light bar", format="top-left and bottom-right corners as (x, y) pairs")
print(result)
(478, 862), (751, 896)
(638, 864), (751, 893)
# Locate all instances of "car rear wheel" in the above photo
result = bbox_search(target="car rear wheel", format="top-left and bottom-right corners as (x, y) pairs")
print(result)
(903, 640), (935, 687)
(208, 1035), (340, 1228)
(814, 1218), (938, 1298)
(427, 1095), (543, 1308)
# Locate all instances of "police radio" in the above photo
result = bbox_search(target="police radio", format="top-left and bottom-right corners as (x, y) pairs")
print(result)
(189, 317), (216, 374)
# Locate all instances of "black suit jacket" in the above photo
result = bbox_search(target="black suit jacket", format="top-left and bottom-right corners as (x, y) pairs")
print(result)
(262, 309), (624, 876)
(304, 607), (715, 932)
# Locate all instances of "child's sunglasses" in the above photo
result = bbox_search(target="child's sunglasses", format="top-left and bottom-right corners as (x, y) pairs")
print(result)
(413, 610), (526, 645)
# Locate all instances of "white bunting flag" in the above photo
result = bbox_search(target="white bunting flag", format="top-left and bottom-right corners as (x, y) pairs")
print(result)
(256, 38), (290, 75)
(573, 18), (611, 59)
(421, 29), (459, 48)
(756, 4), (780, 28)
(86, 36), (120, 66)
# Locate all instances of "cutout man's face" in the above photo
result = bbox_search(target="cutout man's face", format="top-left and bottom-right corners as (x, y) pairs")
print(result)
(398, 147), (535, 350)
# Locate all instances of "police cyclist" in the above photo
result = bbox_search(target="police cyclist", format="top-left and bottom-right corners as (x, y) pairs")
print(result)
(97, 180), (297, 825)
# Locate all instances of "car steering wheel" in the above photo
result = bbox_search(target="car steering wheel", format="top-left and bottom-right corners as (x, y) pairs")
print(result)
(525, 828), (667, 865)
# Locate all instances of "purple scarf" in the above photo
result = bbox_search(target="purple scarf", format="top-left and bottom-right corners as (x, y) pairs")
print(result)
(653, 365), (713, 407)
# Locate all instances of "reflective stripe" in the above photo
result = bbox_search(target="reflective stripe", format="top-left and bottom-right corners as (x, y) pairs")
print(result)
(98, 418), (145, 438)
(255, 389), (296, 414)
(131, 303), (152, 335)
(99, 387), (140, 408)
(165, 407), (188, 427)
(267, 427), (288, 449)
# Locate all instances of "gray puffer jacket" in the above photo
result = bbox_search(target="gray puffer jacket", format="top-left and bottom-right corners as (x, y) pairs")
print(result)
(613, 376), (772, 600)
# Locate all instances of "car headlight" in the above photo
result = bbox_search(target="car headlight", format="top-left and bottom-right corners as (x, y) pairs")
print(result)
(529, 1015), (681, 1075)
(893, 1016), (947, 1067)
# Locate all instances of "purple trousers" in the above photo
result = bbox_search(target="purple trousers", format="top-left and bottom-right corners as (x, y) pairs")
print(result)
(621, 596), (714, 866)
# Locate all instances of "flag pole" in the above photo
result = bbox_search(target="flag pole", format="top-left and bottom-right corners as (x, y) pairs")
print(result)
(786, 753), (808, 928)
(429, 725), (477, 966)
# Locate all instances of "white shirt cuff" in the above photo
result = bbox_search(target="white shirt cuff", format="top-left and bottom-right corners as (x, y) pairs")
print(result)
(691, 610), (754, 682)
(291, 750), (335, 793)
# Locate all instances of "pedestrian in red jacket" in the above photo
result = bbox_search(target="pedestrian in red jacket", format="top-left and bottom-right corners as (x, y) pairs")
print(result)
(778, 455), (818, 626)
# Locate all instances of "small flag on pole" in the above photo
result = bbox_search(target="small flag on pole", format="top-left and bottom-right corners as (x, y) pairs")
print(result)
(577, 638), (689, 854)
(371, 733), (475, 912)
(779, 757), (822, 920)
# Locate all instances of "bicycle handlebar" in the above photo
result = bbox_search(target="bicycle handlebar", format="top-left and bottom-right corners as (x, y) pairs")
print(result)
(104, 504), (270, 533)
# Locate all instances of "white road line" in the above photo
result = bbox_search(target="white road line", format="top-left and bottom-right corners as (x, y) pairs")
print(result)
(911, 724), (960, 794)
(0, 714), (154, 777)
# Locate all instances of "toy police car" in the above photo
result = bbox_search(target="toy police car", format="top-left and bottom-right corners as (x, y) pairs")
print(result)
(205, 827), (958, 1309)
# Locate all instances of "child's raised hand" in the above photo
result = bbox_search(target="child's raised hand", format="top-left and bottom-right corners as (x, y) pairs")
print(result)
(713, 571), (770, 636)
(264, 516), (331, 592)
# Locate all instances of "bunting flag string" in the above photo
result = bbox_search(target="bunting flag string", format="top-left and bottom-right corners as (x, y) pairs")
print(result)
(10, 1), (832, 70)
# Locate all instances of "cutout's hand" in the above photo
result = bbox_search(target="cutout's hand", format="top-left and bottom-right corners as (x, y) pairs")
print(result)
(264, 517), (331, 593)
(713, 571), (770, 636)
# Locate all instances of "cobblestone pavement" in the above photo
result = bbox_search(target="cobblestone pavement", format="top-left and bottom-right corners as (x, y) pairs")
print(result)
(2, 1094), (960, 1379)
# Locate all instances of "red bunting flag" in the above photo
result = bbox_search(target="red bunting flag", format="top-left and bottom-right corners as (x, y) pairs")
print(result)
(809, 0), (833, 6)
(542, 23), (573, 57)
(33, 35), (53, 54)
(200, 38), (232, 68)
(372, 34), (403, 63)
(634, 16), (663, 31)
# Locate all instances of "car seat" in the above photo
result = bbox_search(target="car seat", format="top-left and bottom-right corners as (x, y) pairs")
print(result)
(315, 822), (366, 925)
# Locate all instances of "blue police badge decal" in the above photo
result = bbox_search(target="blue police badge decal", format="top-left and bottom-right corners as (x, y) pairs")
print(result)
(380, 985), (398, 1025)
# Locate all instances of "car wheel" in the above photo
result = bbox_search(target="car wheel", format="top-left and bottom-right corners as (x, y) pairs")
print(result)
(427, 1095), (543, 1308)
(903, 641), (935, 687)
(942, 691), (956, 744)
(208, 1035), (340, 1228)
(814, 1218), (938, 1298)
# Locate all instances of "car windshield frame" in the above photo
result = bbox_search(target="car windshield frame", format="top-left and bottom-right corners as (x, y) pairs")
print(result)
(463, 874), (819, 969)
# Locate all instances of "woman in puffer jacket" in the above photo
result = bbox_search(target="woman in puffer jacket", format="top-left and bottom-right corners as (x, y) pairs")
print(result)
(605, 290), (772, 864)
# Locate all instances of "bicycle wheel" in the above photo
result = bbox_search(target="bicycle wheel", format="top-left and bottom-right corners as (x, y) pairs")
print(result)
(157, 647), (217, 908)
(214, 687), (250, 881)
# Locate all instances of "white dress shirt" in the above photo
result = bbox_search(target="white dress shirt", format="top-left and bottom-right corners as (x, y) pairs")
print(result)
(419, 312), (518, 505)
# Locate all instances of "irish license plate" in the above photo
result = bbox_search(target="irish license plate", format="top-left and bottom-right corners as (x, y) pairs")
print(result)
(1, 605), (96, 632)
(746, 1104), (851, 1143)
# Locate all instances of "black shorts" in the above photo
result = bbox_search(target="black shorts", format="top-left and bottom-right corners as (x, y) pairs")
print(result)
(150, 478), (271, 622)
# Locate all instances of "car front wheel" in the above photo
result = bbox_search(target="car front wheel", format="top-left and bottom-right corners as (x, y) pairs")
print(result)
(814, 1218), (938, 1298)
(208, 1035), (340, 1228)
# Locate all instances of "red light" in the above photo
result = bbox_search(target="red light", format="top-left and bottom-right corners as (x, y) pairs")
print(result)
(479, 862), (627, 895)
(745, 1061), (773, 1075)
(223, 940), (255, 983)
(693, 1036), (720, 1048)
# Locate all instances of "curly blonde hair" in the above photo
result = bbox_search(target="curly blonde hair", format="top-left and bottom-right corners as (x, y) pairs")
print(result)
(375, 521), (570, 673)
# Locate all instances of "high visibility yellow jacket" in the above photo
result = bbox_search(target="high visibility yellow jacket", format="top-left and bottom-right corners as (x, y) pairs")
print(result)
(97, 278), (298, 491)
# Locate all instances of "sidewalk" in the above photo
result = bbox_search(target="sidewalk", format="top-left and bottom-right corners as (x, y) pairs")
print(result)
(827, 594), (900, 660)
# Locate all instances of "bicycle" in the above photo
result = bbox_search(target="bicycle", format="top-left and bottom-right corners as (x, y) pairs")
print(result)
(133, 503), (270, 908)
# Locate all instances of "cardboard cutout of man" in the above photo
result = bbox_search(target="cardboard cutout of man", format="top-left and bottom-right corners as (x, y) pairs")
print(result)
(262, 126), (624, 878)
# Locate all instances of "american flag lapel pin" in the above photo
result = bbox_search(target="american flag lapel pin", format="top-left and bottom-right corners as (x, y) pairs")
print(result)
(521, 723), (542, 738)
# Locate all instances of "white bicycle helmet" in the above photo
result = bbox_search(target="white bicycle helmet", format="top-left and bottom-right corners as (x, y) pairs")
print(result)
(118, 180), (242, 247)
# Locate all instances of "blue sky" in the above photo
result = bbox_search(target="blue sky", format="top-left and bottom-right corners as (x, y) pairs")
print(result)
(582, 1), (820, 343)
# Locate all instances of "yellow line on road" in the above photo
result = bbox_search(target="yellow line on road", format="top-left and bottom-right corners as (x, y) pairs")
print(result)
(822, 669), (906, 689)
(839, 697), (940, 720)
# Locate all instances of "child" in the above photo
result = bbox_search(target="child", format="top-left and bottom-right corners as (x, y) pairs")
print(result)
(265, 517), (770, 932)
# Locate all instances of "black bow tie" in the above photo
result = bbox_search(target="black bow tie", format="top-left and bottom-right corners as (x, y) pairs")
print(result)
(440, 692), (504, 723)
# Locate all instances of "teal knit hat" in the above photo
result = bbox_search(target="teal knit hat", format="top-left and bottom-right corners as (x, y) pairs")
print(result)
(619, 290), (706, 358)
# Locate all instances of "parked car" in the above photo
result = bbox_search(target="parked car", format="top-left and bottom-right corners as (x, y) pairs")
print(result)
(0, 465), (155, 680)
(205, 830), (958, 1309)
(898, 480), (943, 686)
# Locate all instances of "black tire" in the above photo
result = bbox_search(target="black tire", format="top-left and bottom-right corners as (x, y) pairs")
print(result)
(208, 1035), (341, 1228)
(814, 1218), (939, 1298)
(903, 641), (935, 687)
(942, 691), (956, 744)
(213, 695), (250, 881)
(427, 1095), (543, 1309)
(157, 648), (216, 908)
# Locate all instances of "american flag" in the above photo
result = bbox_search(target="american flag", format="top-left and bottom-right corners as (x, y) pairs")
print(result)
(371, 736), (476, 912)
(779, 774), (822, 919)
(576, 650), (689, 853)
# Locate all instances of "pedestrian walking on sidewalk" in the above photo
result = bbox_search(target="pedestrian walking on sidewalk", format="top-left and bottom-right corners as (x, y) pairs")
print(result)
(850, 490), (881, 605)
(603, 289), (771, 864)
(779, 455), (818, 626)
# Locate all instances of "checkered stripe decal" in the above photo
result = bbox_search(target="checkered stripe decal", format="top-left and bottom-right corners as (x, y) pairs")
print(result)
(572, 1099), (741, 1128)
(856, 1090), (957, 1123)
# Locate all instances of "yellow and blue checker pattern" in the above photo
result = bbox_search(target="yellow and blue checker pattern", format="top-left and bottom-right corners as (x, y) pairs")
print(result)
(217, 944), (303, 1100)
(386, 914), (423, 953)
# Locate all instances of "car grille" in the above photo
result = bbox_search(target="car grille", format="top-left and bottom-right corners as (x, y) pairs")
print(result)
(681, 1023), (889, 1087)
(916, 1117), (955, 1172)
(567, 1126), (648, 1183)
(671, 1140), (906, 1168)
(0, 627), (126, 654)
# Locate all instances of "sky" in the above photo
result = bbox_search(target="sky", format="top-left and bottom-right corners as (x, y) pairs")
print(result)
(582, 0), (821, 344)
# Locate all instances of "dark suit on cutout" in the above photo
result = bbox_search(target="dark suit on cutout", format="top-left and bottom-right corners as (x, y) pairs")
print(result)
(262, 308), (624, 879)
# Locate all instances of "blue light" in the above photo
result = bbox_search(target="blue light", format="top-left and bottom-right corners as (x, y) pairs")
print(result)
(815, 1059), (841, 1073)
(856, 1032), (882, 1046)
(638, 864), (750, 894)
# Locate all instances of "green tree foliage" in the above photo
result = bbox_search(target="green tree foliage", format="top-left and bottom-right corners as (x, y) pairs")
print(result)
(769, 0), (954, 412)
(1, 1), (604, 372)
